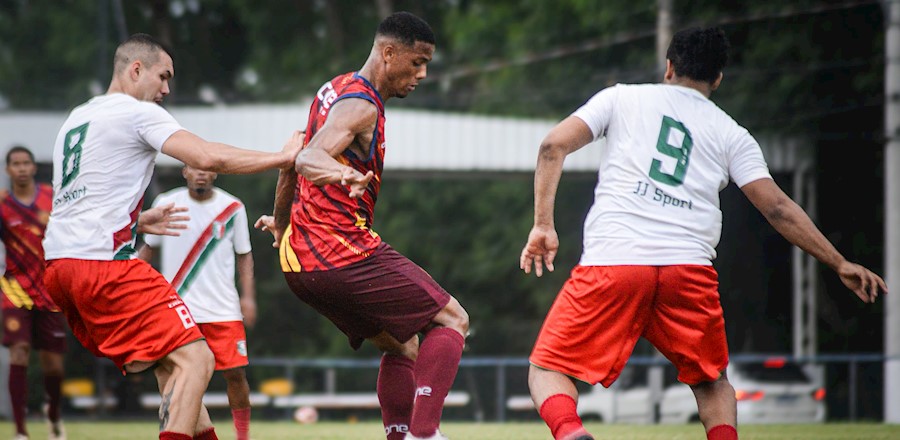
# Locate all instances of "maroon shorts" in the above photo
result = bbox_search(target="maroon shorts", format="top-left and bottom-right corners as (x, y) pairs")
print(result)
(2, 306), (67, 353)
(284, 243), (451, 349)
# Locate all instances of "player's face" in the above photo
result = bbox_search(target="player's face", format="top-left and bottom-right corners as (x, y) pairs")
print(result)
(183, 166), (217, 194)
(6, 151), (36, 186)
(136, 50), (174, 105)
(387, 41), (434, 98)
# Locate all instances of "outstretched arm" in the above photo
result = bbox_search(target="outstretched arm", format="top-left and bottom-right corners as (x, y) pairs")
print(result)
(161, 129), (304, 174)
(520, 116), (595, 277)
(741, 178), (887, 303)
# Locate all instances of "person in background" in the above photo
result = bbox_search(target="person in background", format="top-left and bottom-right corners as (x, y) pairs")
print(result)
(1, 145), (66, 440)
(139, 165), (256, 440)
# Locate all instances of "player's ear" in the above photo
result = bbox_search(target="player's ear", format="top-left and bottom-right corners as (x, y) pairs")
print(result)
(129, 61), (142, 82)
(711, 72), (723, 91)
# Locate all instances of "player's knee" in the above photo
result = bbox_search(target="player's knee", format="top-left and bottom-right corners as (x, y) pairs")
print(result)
(8, 343), (31, 364)
(441, 297), (470, 337)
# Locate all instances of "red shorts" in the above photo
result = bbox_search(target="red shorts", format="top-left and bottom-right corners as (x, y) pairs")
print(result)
(1, 306), (67, 353)
(198, 321), (248, 371)
(284, 242), (451, 349)
(530, 265), (728, 386)
(44, 258), (205, 372)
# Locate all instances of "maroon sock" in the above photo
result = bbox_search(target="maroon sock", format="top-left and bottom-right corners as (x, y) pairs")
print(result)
(539, 394), (584, 440)
(44, 374), (63, 423)
(159, 432), (192, 440)
(707, 424), (738, 440)
(9, 364), (28, 436)
(378, 354), (416, 440)
(193, 427), (218, 440)
(409, 327), (465, 438)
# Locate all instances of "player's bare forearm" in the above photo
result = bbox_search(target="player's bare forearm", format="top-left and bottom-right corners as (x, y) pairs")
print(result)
(273, 168), (297, 232)
(533, 144), (566, 228)
(295, 146), (354, 186)
(237, 252), (256, 301)
(533, 117), (595, 227)
(743, 178), (845, 271)
(162, 130), (303, 174)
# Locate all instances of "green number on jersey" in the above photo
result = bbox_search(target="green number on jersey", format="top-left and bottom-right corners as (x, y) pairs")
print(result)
(62, 122), (88, 188)
(649, 116), (693, 186)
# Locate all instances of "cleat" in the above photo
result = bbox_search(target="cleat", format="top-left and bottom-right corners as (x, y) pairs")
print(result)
(15, 434), (29, 440)
(405, 430), (449, 440)
(43, 403), (66, 440)
(561, 429), (594, 440)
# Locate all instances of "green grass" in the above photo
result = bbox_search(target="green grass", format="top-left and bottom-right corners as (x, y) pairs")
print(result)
(2, 421), (898, 439)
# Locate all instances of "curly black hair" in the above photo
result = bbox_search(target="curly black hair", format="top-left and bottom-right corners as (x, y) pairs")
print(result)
(666, 27), (730, 84)
(376, 11), (435, 47)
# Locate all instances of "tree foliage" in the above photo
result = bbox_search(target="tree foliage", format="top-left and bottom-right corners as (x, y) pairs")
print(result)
(0, 1), (886, 358)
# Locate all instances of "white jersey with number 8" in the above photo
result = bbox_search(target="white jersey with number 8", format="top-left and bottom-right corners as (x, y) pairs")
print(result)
(44, 93), (183, 261)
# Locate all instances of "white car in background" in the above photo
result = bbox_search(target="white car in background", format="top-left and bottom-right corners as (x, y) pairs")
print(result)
(575, 358), (826, 424)
(661, 359), (826, 424)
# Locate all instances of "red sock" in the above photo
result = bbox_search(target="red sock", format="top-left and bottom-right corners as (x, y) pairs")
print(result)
(193, 427), (218, 440)
(409, 328), (465, 438)
(44, 374), (63, 423)
(9, 364), (28, 436)
(707, 424), (738, 440)
(232, 408), (250, 440)
(539, 394), (585, 440)
(378, 354), (416, 440)
(159, 432), (192, 440)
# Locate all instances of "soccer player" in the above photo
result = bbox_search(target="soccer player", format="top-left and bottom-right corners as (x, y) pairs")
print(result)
(139, 165), (256, 440)
(1, 146), (66, 440)
(519, 27), (886, 440)
(42, 33), (302, 440)
(255, 11), (469, 440)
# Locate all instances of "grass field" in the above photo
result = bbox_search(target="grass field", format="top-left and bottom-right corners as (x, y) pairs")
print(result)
(2, 420), (898, 439)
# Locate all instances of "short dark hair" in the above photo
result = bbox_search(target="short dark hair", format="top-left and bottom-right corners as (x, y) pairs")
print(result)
(6, 145), (34, 165)
(666, 27), (730, 84)
(376, 11), (435, 46)
(114, 33), (173, 74)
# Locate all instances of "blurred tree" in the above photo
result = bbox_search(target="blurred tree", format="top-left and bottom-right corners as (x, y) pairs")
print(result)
(0, 0), (886, 359)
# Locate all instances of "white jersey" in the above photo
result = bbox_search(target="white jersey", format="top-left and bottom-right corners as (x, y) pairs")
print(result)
(572, 83), (771, 266)
(143, 188), (251, 323)
(43, 93), (183, 261)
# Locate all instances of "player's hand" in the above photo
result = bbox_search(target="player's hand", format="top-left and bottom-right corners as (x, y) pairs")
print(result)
(138, 203), (189, 236)
(342, 168), (373, 198)
(281, 129), (306, 169)
(241, 296), (258, 328)
(254, 215), (284, 248)
(836, 261), (887, 303)
(520, 225), (559, 277)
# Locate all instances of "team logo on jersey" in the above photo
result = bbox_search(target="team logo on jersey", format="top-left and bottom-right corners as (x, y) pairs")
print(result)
(236, 340), (247, 357)
(212, 221), (225, 240)
(380, 142), (386, 150)
(5, 317), (20, 332)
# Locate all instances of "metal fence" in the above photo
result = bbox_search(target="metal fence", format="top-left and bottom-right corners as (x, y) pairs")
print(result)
(66, 352), (889, 423)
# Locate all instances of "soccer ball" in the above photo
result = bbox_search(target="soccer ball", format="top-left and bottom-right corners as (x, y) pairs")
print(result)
(293, 405), (319, 424)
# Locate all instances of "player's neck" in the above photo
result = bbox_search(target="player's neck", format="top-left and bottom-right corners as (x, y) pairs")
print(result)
(189, 188), (214, 202)
(11, 181), (36, 203)
(358, 61), (391, 102)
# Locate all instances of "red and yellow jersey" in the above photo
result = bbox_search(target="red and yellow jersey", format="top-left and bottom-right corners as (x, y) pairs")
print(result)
(0, 183), (57, 311)
(283, 72), (385, 272)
